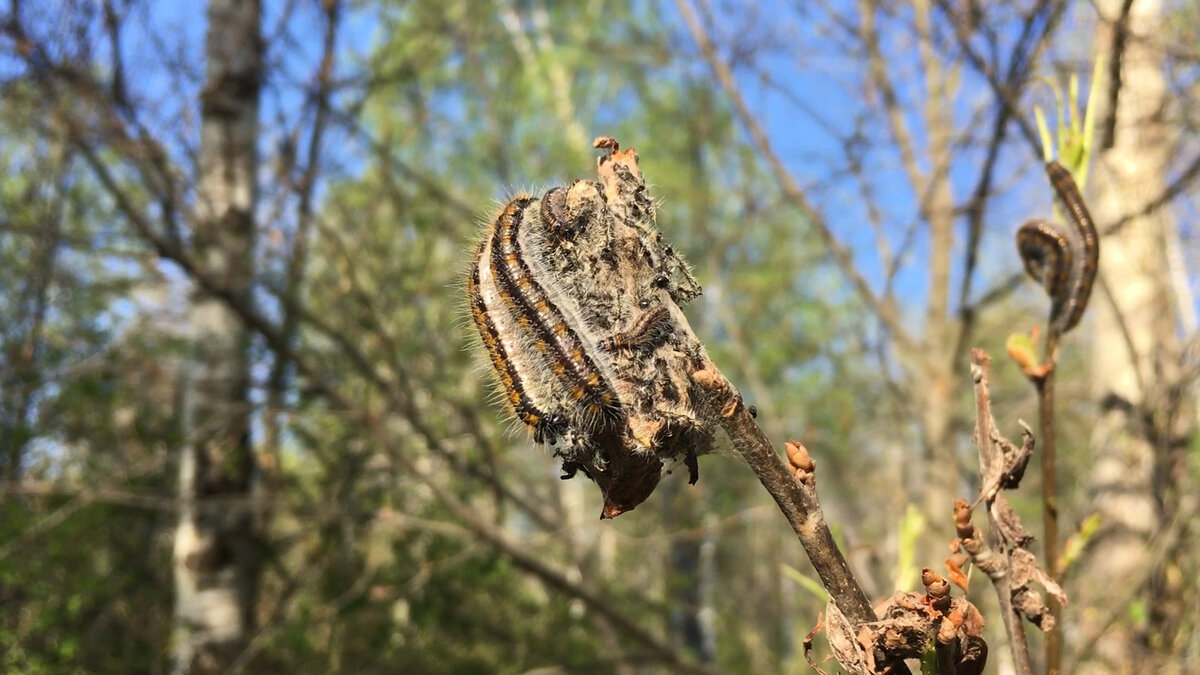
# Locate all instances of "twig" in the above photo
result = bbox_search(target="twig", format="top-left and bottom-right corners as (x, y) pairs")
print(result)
(968, 349), (1035, 675)
(1036, 328), (1062, 673)
(1022, 157), (1102, 673)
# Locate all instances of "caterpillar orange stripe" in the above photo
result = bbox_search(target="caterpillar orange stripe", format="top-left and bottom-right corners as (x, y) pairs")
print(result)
(489, 198), (619, 417)
(468, 243), (566, 443)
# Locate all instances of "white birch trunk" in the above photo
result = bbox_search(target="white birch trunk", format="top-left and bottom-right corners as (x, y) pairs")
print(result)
(171, 1), (262, 672)
(1075, 0), (1182, 670)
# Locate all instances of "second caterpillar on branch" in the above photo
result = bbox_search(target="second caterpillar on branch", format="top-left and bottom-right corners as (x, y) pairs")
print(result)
(1015, 160), (1101, 337)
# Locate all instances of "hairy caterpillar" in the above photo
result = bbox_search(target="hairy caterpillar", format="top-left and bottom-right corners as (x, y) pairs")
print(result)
(466, 165), (711, 518)
(1016, 161), (1100, 334)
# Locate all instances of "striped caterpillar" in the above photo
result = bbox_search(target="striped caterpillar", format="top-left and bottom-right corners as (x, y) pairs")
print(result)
(1015, 161), (1100, 335)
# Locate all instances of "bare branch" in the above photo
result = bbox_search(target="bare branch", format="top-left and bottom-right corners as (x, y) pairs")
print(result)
(674, 0), (923, 365)
(966, 350), (1035, 675)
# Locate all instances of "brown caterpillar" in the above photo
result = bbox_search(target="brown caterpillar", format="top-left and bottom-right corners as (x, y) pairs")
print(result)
(1016, 161), (1100, 334)
(597, 306), (672, 353)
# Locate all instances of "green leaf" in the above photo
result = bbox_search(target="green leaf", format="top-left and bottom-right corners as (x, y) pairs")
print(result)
(1032, 56), (1106, 188)
(894, 504), (925, 592)
(1060, 513), (1103, 574)
(781, 563), (830, 603)
(1006, 332), (1040, 374)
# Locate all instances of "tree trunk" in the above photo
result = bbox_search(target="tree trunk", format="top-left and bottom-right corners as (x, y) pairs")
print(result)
(1074, 0), (1181, 671)
(171, 1), (263, 672)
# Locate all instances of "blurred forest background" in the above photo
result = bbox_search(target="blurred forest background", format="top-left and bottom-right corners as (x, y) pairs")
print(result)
(1, 0), (1197, 673)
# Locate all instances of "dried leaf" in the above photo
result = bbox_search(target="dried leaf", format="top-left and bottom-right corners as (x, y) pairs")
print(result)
(1012, 587), (1051, 629)
(961, 600), (986, 638)
(945, 554), (970, 592)
(922, 568), (951, 614)
(993, 497), (1033, 547)
(957, 635), (989, 675)
(1011, 549), (1068, 606)
(802, 613), (832, 675)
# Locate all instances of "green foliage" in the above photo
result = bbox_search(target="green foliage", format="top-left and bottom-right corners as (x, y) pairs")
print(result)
(893, 504), (926, 593)
(781, 563), (828, 602)
(0, 77), (178, 675)
(1, 500), (171, 674)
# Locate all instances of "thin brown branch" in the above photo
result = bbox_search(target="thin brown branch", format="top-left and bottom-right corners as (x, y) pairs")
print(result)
(914, 0), (957, 337)
(932, 0), (1053, 154)
(968, 350), (1035, 675)
(1099, 0), (1137, 150)
(1036, 328), (1063, 672)
(857, 0), (924, 195)
(855, 0), (958, 330)
(948, 0), (1066, 366)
